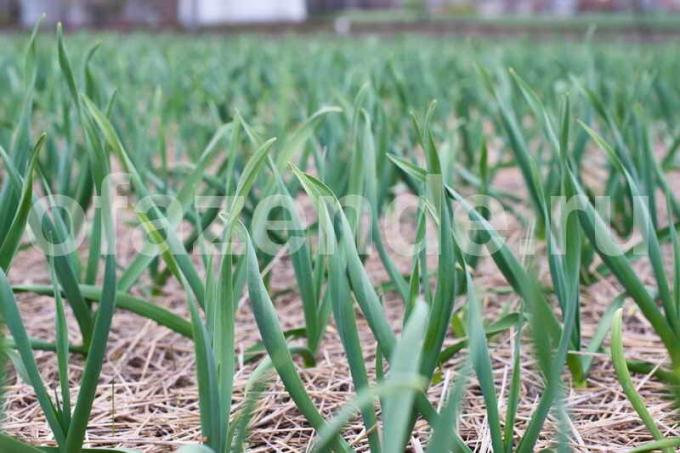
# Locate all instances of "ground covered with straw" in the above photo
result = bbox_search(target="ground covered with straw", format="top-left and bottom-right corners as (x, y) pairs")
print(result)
(4, 173), (679, 452)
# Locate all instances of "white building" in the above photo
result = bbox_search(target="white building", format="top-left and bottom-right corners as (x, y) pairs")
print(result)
(178, 0), (307, 26)
(18, 0), (308, 28)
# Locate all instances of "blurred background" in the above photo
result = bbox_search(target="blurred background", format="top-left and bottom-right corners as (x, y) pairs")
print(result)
(1, 0), (680, 32)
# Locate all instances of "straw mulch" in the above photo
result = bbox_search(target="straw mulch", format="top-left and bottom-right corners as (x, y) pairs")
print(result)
(2, 167), (679, 452)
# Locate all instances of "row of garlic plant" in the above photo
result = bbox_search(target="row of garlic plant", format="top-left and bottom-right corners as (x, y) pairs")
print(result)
(1, 23), (680, 452)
